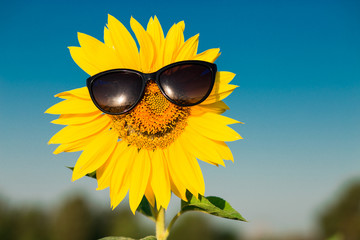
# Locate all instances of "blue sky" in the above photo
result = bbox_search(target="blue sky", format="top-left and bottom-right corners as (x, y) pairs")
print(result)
(1, 0), (359, 237)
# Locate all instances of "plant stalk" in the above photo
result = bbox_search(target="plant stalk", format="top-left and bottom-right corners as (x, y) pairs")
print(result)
(166, 211), (182, 236)
(156, 207), (168, 240)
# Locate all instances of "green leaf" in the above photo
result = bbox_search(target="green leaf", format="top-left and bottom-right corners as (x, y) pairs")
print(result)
(326, 233), (344, 240)
(98, 236), (156, 240)
(67, 166), (96, 179)
(136, 196), (156, 221)
(181, 191), (246, 221)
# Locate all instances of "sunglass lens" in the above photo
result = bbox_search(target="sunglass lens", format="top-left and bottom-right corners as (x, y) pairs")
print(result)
(159, 64), (214, 105)
(90, 71), (143, 114)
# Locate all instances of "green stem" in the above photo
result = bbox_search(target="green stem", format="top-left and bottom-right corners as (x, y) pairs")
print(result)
(165, 211), (182, 236)
(156, 207), (168, 240)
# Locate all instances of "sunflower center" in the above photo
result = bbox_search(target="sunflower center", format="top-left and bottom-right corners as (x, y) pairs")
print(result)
(111, 81), (190, 150)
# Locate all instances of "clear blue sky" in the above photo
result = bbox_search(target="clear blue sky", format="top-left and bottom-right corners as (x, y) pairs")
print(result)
(1, 0), (359, 237)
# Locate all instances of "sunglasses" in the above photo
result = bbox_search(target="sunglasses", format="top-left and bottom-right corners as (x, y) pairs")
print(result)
(87, 60), (217, 115)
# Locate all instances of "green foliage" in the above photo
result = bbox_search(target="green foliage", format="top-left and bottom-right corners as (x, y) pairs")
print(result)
(136, 197), (155, 221)
(181, 191), (246, 222)
(67, 167), (96, 179)
(52, 196), (93, 240)
(320, 181), (360, 239)
(168, 214), (239, 240)
(0, 194), (153, 240)
(326, 233), (344, 240)
(99, 236), (156, 240)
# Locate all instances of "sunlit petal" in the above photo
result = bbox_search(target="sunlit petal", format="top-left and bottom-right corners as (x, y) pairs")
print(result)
(72, 129), (118, 181)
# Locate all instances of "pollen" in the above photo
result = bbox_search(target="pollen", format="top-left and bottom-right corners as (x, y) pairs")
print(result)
(111, 81), (190, 150)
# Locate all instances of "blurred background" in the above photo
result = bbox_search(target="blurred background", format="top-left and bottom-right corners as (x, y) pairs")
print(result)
(1, 180), (360, 240)
(0, 0), (359, 239)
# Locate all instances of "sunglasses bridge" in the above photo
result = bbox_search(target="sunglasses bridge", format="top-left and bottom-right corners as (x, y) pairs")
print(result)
(142, 72), (158, 84)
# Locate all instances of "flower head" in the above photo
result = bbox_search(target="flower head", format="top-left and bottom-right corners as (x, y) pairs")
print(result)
(46, 15), (242, 213)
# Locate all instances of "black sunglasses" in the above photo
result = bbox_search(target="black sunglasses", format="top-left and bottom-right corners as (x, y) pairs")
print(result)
(87, 60), (217, 115)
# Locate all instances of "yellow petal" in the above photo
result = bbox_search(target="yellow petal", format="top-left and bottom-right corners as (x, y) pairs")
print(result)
(145, 183), (156, 208)
(146, 16), (165, 71)
(147, 16), (164, 50)
(201, 71), (238, 104)
(130, 17), (155, 73)
(45, 98), (99, 115)
(53, 136), (95, 154)
(211, 71), (237, 93)
(107, 14), (140, 70)
(150, 149), (171, 209)
(177, 21), (185, 32)
(210, 82), (238, 99)
(163, 22), (185, 66)
(192, 101), (230, 115)
(129, 149), (151, 214)
(217, 71), (236, 85)
(110, 145), (137, 209)
(104, 26), (114, 48)
(48, 115), (110, 144)
(213, 140), (234, 162)
(146, 16), (154, 31)
(176, 140), (205, 196)
(176, 20), (185, 41)
(187, 156), (205, 196)
(180, 131), (225, 166)
(191, 112), (241, 125)
(168, 141), (201, 197)
(77, 32), (122, 73)
(51, 112), (102, 125)
(184, 130), (234, 164)
(68, 47), (101, 76)
(187, 115), (242, 142)
(55, 87), (90, 100)
(163, 149), (187, 201)
(192, 48), (220, 63)
(72, 129), (118, 181)
(97, 141), (128, 190)
(175, 34), (199, 61)
(202, 89), (237, 104)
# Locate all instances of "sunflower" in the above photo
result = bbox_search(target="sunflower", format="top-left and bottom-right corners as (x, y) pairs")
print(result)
(46, 15), (242, 213)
